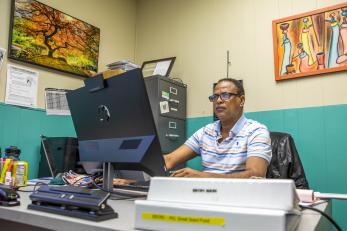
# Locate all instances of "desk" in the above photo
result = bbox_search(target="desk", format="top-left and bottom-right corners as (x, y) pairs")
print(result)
(0, 191), (332, 231)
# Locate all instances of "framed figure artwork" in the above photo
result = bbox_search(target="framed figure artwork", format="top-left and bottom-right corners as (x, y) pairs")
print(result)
(272, 2), (347, 81)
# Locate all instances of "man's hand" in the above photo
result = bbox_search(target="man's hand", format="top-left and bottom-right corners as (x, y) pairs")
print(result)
(113, 178), (136, 185)
(170, 168), (206, 178)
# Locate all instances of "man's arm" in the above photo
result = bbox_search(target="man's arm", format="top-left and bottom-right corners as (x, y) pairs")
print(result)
(164, 144), (198, 170)
(171, 156), (268, 178)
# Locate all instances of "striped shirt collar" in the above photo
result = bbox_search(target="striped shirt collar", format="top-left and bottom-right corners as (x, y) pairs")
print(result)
(215, 114), (247, 138)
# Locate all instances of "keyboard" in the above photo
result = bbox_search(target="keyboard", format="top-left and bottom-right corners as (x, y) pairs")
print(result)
(113, 180), (150, 193)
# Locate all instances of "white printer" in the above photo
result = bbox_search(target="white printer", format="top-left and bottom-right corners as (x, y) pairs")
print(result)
(134, 177), (301, 231)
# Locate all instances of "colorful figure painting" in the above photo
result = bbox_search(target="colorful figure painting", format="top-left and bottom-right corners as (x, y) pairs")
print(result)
(272, 3), (347, 81)
(8, 0), (100, 77)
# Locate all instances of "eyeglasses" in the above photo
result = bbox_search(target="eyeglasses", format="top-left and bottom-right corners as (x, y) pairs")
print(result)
(208, 92), (240, 102)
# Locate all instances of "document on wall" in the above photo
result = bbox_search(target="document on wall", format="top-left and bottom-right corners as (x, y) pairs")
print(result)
(5, 64), (38, 108)
(44, 88), (71, 115)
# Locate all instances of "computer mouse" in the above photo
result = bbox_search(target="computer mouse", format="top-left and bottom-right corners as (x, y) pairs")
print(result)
(0, 185), (20, 206)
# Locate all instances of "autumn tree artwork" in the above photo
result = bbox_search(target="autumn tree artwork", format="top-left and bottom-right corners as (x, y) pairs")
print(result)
(9, 0), (100, 77)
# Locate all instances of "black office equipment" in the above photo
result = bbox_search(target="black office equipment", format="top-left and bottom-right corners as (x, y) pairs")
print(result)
(28, 185), (117, 221)
(0, 185), (20, 207)
(144, 75), (187, 153)
(38, 136), (79, 178)
(66, 68), (168, 191)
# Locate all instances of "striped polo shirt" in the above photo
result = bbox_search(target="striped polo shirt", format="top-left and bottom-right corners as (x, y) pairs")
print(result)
(185, 115), (272, 173)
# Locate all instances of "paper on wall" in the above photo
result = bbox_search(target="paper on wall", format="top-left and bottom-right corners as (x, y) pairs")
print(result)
(5, 64), (38, 108)
(45, 88), (71, 115)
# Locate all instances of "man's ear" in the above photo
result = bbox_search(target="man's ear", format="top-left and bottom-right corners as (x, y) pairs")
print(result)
(239, 95), (245, 107)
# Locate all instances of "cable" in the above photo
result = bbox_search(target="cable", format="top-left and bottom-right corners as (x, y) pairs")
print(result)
(299, 205), (342, 231)
(19, 178), (145, 200)
(17, 182), (48, 192)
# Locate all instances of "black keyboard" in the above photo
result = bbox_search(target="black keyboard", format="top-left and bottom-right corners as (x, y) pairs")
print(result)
(131, 180), (150, 187)
(113, 181), (150, 192)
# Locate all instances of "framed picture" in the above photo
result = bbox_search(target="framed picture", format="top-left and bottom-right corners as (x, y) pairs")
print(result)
(141, 57), (176, 77)
(272, 2), (347, 81)
(8, 0), (100, 77)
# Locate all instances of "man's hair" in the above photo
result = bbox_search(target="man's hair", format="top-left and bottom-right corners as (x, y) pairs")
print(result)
(216, 78), (245, 96)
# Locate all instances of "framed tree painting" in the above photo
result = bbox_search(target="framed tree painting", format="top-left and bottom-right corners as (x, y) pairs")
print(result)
(272, 2), (347, 81)
(8, 0), (100, 77)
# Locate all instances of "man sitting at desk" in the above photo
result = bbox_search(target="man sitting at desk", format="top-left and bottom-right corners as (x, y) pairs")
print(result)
(114, 78), (272, 184)
(164, 78), (272, 178)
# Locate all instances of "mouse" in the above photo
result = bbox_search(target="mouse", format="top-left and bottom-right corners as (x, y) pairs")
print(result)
(0, 185), (20, 206)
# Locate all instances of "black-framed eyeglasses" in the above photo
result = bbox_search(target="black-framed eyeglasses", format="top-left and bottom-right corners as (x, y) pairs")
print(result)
(208, 92), (240, 102)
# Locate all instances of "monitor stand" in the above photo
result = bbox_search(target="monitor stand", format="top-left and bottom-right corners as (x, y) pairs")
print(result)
(103, 162), (114, 192)
(103, 162), (148, 199)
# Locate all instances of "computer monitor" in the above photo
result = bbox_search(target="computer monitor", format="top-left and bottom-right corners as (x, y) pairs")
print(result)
(66, 68), (167, 189)
(38, 136), (79, 178)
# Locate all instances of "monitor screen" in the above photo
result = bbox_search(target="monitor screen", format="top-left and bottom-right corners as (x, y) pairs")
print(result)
(66, 68), (167, 177)
(38, 136), (79, 178)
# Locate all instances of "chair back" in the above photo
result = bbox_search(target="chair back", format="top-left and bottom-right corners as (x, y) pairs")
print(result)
(267, 132), (309, 189)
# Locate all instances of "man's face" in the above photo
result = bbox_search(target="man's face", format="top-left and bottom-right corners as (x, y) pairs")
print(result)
(213, 81), (245, 122)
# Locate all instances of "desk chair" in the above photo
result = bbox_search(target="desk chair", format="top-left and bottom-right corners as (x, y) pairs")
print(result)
(266, 132), (309, 189)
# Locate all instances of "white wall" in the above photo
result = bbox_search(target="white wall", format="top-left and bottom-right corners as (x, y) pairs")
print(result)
(2, 0), (346, 115)
(135, 0), (347, 118)
(0, 0), (136, 108)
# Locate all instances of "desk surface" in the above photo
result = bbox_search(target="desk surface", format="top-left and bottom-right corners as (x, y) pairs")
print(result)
(0, 189), (331, 231)
(0, 190), (136, 231)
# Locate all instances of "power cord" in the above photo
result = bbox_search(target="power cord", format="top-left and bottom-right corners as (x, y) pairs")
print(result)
(17, 182), (48, 192)
(299, 204), (342, 231)
(18, 178), (145, 200)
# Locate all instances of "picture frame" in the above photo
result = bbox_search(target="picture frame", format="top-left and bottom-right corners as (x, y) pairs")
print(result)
(8, 0), (100, 77)
(272, 2), (347, 81)
(141, 57), (176, 77)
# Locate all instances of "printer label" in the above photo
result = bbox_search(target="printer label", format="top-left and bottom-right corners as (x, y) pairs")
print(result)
(192, 188), (217, 193)
(141, 212), (225, 226)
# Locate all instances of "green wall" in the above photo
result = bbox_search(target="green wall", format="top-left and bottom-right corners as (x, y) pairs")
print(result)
(0, 103), (76, 179)
(186, 104), (347, 230)
(1, 102), (346, 229)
